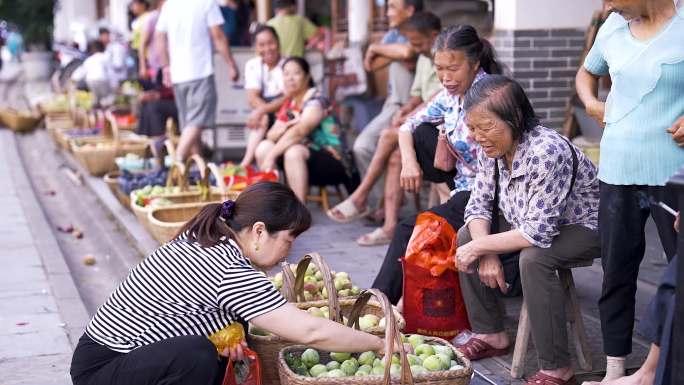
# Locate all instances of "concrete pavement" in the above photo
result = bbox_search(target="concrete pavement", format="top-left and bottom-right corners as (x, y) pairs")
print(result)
(0, 130), (88, 385)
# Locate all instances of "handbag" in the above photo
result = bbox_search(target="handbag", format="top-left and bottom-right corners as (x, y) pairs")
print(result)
(433, 127), (477, 173)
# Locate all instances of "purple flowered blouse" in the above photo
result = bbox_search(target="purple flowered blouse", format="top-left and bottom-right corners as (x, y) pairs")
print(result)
(464, 126), (599, 248)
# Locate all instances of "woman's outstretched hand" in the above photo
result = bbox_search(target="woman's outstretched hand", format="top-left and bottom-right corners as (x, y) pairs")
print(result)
(221, 340), (248, 362)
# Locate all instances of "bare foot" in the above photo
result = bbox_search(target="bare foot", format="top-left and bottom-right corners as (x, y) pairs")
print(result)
(582, 369), (655, 385)
(471, 332), (509, 350)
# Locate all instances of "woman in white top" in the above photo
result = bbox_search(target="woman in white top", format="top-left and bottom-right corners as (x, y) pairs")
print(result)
(240, 25), (287, 166)
(70, 182), (391, 385)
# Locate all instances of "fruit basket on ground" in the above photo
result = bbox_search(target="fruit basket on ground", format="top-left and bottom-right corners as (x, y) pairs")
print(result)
(144, 155), (238, 243)
(71, 110), (150, 176)
(217, 162), (280, 192)
(0, 108), (43, 133)
(247, 253), (404, 385)
(278, 289), (473, 385)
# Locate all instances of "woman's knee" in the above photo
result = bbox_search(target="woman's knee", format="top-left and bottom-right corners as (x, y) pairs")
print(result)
(379, 128), (398, 146)
(388, 149), (402, 167)
(284, 145), (309, 163)
(518, 247), (547, 276)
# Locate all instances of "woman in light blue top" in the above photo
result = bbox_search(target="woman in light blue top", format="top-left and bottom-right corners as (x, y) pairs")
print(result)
(575, 0), (684, 381)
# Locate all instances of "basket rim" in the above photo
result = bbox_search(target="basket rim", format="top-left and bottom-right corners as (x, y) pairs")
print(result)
(147, 201), (219, 227)
(278, 338), (473, 383)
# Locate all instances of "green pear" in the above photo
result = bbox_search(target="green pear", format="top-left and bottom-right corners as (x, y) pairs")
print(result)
(329, 352), (352, 363)
(410, 365), (428, 376)
(326, 369), (346, 378)
(422, 356), (443, 372)
(432, 345), (454, 360)
(309, 364), (327, 377)
(358, 351), (376, 366)
(390, 363), (401, 377)
(301, 348), (319, 368)
(414, 343), (435, 356)
(407, 334), (425, 349)
(406, 354), (422, 366)
(435, 353), (451, 369)
(325, 361), (340, 370)
(340, 359), (359, 376)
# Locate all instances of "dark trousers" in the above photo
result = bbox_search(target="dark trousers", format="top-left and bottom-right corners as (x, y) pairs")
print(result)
(598, 183), (678, 357)
(70, 333), (225, 385)
(372, 191), (471, 304)
(412, 122), (457, 190)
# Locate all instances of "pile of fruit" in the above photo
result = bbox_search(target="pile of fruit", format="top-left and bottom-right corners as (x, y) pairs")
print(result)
(284, 334), (464, 378)
(132, 185), (180, 208)
(116, 153), (172, 172)
(250, 309), (382, 337)
(118, 170), (169, 195)
(268, 263), (360, 301)
(42, 94), (70, 113)
(222, 163), (278, 191)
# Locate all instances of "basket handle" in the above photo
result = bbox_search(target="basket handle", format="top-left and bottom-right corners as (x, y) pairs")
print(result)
(165, 161), (187, 189)
(279, 262), (297, 302)
(182, 154), (211, 200)
(290, 253), (342, 323)
(104, 109), (121, 146)
(350, 289), (414, 385)
(207, 162), (231, 200)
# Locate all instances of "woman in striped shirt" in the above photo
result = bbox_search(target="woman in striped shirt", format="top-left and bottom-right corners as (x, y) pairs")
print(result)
(70, 182), (389, 385)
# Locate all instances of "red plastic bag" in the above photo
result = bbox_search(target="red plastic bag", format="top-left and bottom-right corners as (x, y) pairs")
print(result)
(222, 347), (262, 385)
(402, 212), (470, 339)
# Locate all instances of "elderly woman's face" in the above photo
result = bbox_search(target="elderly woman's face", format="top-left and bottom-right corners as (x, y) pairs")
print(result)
(434, 49), (480, 97)
(282, 61), (309, 95)
(255, 31), (280, 67)
(466, 106), (515, 159)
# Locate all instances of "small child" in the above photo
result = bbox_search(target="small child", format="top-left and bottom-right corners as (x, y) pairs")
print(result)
(266, 0), (324, 57)
(71, 41), (112, 106)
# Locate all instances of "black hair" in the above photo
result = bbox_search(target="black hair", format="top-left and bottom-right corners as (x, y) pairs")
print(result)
(98, 27), (110, 36)
(399, 11), (441, 35)
(273, 0), (296, 10)
(177, 182), (311, 248)
(463, 75), (540, 139)
(252, 24), (280, 46)
(433, 24), (503, 75)
(88, 40), (105, 54)
(131, 0), (150, 9)
(282, 56), (315, 88)
(404, 0), (424, 12)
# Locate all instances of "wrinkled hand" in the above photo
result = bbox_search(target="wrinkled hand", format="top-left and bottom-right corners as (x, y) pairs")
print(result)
(455, 240), (483, 273)
(586, 100), (605, 125)
(363, 45), (376, 72)
(400, 159), (423, 193)
(477, 254), (507, 294)
(666, 115), (684, 147)
(221, 340), (248, 362)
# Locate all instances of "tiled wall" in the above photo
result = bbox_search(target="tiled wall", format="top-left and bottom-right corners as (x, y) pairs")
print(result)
(492, 29), (586, 130)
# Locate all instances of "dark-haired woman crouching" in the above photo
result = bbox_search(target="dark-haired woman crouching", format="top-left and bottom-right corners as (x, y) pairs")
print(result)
(70, 182), (390, 385)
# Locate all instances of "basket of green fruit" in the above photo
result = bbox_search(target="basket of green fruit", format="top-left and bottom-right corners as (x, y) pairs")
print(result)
(278, 289), (472, 385)
(248, 254), (404, 385)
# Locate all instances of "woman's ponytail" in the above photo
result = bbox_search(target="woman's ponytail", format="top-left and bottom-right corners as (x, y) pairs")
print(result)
(479, 38), (503, 75)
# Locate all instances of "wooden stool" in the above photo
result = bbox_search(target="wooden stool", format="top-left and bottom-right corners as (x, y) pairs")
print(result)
(306, 185), (345, 212)
(510, 260), (593, 378)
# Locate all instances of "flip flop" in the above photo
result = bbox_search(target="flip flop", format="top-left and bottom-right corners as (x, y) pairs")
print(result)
(525, 371), (578, 385)
(456, 337), (508, 361)
(327, 199), (370, 224)
(357, 227), (392, 246)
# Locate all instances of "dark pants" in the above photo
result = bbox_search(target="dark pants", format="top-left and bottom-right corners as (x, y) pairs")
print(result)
(459, 224), (600, 370)
(639, 255), (677, 385)
(70, 334), (225, 385)
(137, 99), (179, 137)
(372, 191), (471, 304)
(598, 183), (678, 357)
(412, 122), (457, 190)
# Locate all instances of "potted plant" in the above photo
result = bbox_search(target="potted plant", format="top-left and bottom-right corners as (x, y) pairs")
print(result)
(0, 0), (57, 80)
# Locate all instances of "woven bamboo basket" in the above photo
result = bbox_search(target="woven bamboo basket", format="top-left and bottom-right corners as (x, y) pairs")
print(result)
(277, 289), (473, 385)
(71, 111), (150, 176)
(103, 170), (132, 209)
(248, 254), (404, 385)
(146, 201), (213, 243)
(45, 112), (74, 142)
(0, 108), (42, 133)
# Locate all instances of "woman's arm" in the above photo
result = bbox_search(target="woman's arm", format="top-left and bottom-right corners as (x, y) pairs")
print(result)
(251, 303), (384, 353)
(575, 67), (605, 123)
(246, 89), (285, 113)
(262, 103), (324, 166)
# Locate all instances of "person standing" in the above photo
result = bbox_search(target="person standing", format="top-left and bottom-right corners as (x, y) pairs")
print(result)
(267, 0), (324, 58)
(156, 0), (240, 161)
(575, 0), (684, 381)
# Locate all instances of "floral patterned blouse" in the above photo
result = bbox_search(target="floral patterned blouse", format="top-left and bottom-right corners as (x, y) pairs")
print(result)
(464, 125), (599, 248)
(399, 69), (488, 193)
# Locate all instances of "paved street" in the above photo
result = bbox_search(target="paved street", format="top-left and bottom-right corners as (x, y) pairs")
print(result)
(1, 128), (670, 384)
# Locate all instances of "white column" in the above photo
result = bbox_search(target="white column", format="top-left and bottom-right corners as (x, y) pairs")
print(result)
(108, 0), (132, 37)
(495, 0), (602, 30)
(347, 0), (371, 45)
(53, 0), (98, 43)
(256, 0), (271, 23)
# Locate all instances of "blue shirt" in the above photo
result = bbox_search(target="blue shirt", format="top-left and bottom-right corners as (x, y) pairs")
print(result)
(583, 10), (684, 186)
(381, 28), (408, 45)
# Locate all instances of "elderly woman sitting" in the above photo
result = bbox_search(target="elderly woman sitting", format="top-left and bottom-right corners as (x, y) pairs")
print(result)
(455, 75), (600, 385)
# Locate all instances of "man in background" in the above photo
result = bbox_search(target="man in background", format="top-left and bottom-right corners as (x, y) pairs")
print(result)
(267, 0), (325, 57)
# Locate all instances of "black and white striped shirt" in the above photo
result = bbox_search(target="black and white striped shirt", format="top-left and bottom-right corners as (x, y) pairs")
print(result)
(86, 235), (286, 353)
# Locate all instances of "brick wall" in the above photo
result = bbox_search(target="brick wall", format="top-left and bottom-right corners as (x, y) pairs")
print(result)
(492, 29), (585, 130)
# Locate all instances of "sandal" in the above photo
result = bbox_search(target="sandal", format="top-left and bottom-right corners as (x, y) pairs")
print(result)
(327, 199), (370, 224)
(525, 371), (577, 385)
(456, 337), (508, 361)
(356, 228), (392, 246)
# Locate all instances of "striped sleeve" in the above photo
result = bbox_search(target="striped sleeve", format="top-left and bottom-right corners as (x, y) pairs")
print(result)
(217, 254), (286, 321)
